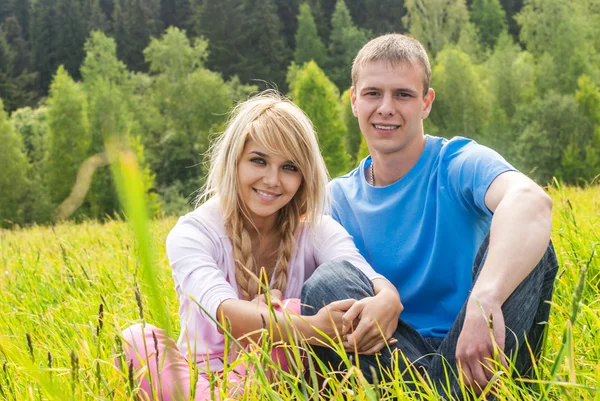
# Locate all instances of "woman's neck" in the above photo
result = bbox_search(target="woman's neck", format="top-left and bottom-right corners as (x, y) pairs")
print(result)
(243, 215), (278, 240)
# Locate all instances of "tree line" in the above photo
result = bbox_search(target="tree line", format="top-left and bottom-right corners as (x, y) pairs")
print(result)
(0, 0), (599, 228)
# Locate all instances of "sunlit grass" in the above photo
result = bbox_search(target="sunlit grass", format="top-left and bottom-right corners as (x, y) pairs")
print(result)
(0, 163), (598, 400)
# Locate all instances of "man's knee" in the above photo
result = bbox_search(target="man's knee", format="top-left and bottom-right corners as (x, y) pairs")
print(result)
(301, 260), (373, 315)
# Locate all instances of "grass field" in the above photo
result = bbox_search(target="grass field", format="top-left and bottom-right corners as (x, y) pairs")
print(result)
(0, 181), (598, 400)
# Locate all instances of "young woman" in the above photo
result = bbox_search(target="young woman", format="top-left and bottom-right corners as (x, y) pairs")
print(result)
(120, 91), (401, 400)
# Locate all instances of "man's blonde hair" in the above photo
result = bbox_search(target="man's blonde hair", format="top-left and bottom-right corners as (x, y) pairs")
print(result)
(198, 90), (329, 300)
(352, 33), (431, 96)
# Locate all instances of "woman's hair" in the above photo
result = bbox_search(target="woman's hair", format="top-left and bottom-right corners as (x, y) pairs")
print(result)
(198, 90), (329, 300)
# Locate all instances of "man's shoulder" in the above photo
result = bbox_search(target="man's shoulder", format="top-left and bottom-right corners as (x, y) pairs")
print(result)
(329, 163), (362, 192)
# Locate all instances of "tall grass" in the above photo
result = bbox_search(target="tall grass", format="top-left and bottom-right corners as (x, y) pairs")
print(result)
(0, 151), (598, 400)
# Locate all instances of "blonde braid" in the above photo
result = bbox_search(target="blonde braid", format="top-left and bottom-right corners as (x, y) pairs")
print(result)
(227, 211), (259, 301)
(271, 203), (301, 296)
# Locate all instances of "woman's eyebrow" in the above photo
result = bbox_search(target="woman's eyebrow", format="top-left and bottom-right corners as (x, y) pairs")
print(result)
(249, 150), (268, 157)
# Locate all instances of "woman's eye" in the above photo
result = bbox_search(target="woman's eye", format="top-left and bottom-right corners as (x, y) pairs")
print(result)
(250, 157), (266, 165)
(283, 164), (298, 172)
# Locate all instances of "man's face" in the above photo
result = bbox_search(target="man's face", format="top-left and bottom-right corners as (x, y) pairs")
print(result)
(351, 60), (434, 158)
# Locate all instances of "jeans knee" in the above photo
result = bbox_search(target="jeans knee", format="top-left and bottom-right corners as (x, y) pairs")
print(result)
(301, 260), (374, 315)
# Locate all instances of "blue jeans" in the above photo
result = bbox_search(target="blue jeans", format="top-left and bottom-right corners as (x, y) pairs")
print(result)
(300, 236), (559, 399)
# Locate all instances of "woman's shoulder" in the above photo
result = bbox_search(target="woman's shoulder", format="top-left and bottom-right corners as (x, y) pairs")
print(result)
(166, 198), (228, 248)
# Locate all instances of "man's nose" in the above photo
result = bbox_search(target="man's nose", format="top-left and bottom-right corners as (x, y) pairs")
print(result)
(377, 93), (395, 115)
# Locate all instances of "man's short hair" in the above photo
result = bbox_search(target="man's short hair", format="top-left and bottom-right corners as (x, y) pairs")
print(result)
(351, 33), (431, 96)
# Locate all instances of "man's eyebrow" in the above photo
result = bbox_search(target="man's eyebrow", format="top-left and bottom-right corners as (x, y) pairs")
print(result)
(361, 86), (418, 93)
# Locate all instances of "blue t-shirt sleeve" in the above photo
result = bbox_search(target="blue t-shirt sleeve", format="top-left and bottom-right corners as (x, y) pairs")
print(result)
(444, 139), (516, 217)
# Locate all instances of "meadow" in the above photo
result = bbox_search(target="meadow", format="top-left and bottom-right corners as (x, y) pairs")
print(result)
(0, 180), (598, 400)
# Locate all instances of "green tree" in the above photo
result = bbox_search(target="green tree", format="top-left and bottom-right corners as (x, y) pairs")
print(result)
(11, 106), (54, 223)
(113, 0), (163, 72)
(83, 0), (108, 32)
(0, 98), (30, 227)
(160, 0), (191, 29)
(9, 0), (31, 39)
(470, 0), (507, 49)
(361, 0), (406, 35)
(516, 0), (600, 93)
(514, 92), (594, 184)
(274, 0), (301, 48)
(403, 0), (469, 57)
(80, 30), (160, 219)
(327, 0), (370, 91)
(429, 47), (491, 141)
(294, 3), (328, 68)
(46, 66), (91, 205)
(143, 27), (235, 196)
(291, 60), (351, 177)
(483, 33), (536, 156)
(341, 88), (361, 163)
(235, 0), (290, 89)
(192, 0), (243, 79)
(30, 0), (58, 93)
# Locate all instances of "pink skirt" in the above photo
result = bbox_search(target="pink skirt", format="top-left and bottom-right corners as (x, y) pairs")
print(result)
(119, 298), (303, 400)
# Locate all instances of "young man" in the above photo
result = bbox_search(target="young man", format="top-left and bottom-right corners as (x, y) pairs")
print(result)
(300, 34), (558, 397)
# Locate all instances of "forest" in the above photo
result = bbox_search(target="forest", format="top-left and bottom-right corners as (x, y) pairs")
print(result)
(0, 0), (599, 228)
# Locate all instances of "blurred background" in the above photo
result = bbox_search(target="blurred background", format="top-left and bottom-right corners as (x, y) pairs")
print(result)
(0, 0), (599, 228)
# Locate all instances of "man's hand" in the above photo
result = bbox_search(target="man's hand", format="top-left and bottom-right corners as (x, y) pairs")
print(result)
(455, 298), (508, 394)
(341, 288), (402, 354)
(306, 298), (357, 345)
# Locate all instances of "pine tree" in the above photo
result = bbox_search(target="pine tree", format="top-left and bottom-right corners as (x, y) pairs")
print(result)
(113, 0), (163, 72)
(327, 0), (370, 91)
(362, 0), (406, 34)
(341, 88), (361, 163)
(274, 0), (301, 48)
(235, 0), (290, 89)
(31, 0), (58, 93)
(471, 0), (507, 49)
(291, 61), (351, 177)
(306, 0), (328, 44)
(0, 21), (37, 112)
(54, 0), (88, 80)
(0, 98), (30, 227)
(10, 0), (31, 39)
(294, 3), (327, 68)
(403, 0), (470, 57)
(160, 0), (191, 29)
(83, 0), (108, 32)
(46, 66), (91, 205)
(193, 0), (244, 79)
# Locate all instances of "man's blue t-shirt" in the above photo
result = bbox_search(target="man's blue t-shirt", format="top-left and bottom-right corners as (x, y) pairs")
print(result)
(329, 136), (515, 337)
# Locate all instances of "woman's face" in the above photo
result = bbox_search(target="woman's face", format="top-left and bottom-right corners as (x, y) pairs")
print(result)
(237, 139), (303, 229)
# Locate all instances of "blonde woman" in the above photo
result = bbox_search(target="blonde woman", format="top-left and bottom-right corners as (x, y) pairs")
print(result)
(120, 91), (402, 400)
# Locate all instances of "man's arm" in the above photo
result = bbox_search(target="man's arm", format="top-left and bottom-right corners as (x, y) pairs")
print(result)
(456, 171), (552, 392)
(340, 278), (403, 354)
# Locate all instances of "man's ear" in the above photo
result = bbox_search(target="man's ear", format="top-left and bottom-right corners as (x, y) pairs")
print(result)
(422, 88), (435, 119)
(350, 86), (358, 117)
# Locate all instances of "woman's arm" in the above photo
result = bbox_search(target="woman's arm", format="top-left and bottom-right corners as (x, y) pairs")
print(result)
(217, 297), (357, 345)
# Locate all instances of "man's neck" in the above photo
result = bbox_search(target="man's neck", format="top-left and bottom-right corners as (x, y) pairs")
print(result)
(370, 135), (427, 187)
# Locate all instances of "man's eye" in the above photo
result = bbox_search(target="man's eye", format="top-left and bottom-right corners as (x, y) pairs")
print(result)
(397, 92), (412, 98)
(365, 91), (378, 96)
(250, 158), (266, 165)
